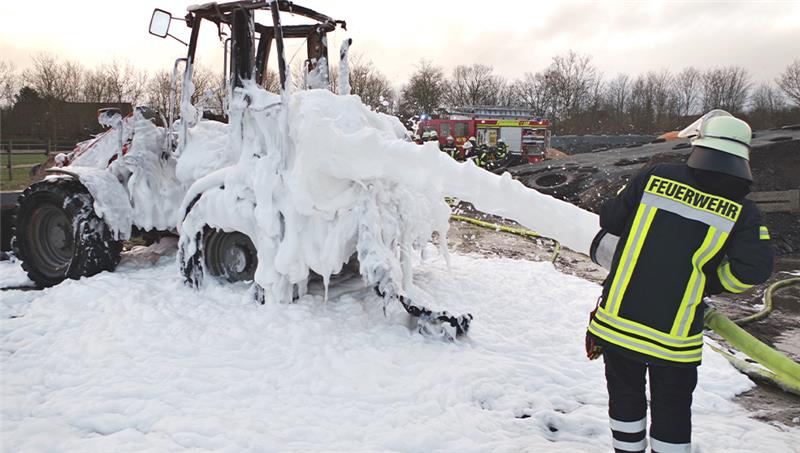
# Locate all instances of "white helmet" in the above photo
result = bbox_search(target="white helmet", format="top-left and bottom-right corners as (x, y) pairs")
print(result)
(463, 141), (473, 150)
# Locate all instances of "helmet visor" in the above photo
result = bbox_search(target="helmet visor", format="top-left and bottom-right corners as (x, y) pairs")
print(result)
(687, 146), (752, 181)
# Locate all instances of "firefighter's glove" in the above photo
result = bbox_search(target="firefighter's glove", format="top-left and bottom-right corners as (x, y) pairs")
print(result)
(585, 297), (603, 360)
(585, 332), (603, 360)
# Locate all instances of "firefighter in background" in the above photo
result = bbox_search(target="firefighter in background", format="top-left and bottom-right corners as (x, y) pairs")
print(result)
(468, 136), (478, 149)
(429, 130), (439, 143)
(586, 111), (773, 453)
(441, 135), (459, 160)
(495, 138), (509, 161)
(462, 141), (475, 162)
(421, 131), (431, 143)
(476, 145), (494, 169)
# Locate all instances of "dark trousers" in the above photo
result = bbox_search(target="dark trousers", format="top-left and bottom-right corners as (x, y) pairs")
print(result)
(604, 349), (698, 453)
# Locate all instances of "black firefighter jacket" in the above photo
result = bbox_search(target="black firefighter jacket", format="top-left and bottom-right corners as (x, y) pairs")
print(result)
(587, 163), (773, 366)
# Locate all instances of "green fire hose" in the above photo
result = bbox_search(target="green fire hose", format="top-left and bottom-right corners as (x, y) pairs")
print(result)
(704, 277), (800, 396)
(450, 213), (800, 395)
(450, 214), (561, 263)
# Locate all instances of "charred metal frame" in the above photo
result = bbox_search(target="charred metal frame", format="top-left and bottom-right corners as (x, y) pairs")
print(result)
(179, 1), (346, 91)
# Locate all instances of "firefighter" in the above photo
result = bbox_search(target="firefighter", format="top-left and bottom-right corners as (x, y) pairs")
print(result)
(468, 136), (478, 149)
(495, 138), (509, 161)
(421, 131), (431, 143)
(441, 135), (459, 160)
(476, 144), (495, 169)
(462, 141), (475, 162)
(429, 130), (439, 143)
(586, 112), (773, 453)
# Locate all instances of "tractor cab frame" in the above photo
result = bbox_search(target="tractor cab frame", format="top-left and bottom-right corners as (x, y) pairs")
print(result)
(149, 1), (346, 152)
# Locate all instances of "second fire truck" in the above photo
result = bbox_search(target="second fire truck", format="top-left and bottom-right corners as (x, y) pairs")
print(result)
(417, 106), (551, 165)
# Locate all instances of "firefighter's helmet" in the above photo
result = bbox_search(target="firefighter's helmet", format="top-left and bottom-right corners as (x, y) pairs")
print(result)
(686, 114), (753, 181)
(468, 136), (476, 142)
(463, 141), (473, 150)
(422, 131), (431, 140)
(446, 135), (454, 143)
(497, 138), (505, 144)
(430, 131), (439, 139)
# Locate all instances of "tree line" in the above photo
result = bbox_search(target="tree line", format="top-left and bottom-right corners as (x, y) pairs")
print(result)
(2, 51), (799, 135)
(396, 53), (800, 133)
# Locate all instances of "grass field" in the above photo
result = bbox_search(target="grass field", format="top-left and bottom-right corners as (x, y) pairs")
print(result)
(0, 153), (49, 191)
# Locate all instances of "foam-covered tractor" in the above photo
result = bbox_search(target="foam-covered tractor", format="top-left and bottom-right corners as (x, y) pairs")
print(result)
(14, 1), (604, 339)
(13, 1), (346, 289)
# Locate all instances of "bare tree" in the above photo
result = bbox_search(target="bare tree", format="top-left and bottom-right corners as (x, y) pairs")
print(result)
(0, 60), (20, 108)
(701, 66), (751, 114)
(444, 64), (507, 107)
(604, 74), (630, 117)
(145, 70), (172, 116)
(748, 82), (787, 127)
(673, 67), (701, 116)
(398, 60), (446, 118)
(347, 56), (395, 113)
(627, 75), (654, 131)
(513, 71), (554, 117)
(544, 51), (598, 121)
(776, 60), (800, 106)
(24, 53), (84, 101)
(647, 70), (675, 127)
(82, 67), (113, 103)
(105, 61), (148, 105)
(262, 69), (281, 94)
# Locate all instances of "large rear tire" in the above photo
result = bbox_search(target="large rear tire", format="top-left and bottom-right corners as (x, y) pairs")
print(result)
(204, 229), (258, 282)
(13, 178), (122, 287)
(182, 227), (258, 286)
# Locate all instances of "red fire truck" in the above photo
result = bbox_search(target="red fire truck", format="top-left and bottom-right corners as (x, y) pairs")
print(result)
(417, 108), (551, 164)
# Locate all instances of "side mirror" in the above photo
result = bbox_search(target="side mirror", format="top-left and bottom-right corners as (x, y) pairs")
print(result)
(149, 9), (172, 38)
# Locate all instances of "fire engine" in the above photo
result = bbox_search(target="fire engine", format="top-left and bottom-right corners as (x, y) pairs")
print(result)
(417, 106), (551, 164)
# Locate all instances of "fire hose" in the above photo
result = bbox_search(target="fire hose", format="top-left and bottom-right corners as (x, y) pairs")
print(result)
(450, 214), (561, 263)
(456, 216), (800, 395)
(705, 277), (800, 396)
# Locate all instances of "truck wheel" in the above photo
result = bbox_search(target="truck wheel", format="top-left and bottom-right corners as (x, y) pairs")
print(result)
(13, 179), (122, 287)
(204, 229), (258, 282)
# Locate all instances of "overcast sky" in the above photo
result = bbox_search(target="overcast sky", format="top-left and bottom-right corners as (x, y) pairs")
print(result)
(1, 0), (798, 87)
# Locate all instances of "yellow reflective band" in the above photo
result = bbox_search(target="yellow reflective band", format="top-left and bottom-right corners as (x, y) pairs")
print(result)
(717, 260), (754, 293)
(588, 322), (703, 363)
(759, 226), (770, 240)
(596, 308), (703, 347)
(607, 204), (657, 316)
(644, 175), (741, 222)
(475, 120), (548, 128)
(672, 228), (728, 337)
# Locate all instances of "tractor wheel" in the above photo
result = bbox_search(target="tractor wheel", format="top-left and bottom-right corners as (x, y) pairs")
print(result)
(184, 227), (258, 284)
(13, 178), (122, 287)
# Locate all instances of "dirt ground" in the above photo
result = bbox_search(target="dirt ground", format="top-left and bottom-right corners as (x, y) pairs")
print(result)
(445, 215), (800, 428)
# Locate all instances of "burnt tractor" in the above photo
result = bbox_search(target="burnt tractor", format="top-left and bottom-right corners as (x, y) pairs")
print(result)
(13, 1), (478, 338)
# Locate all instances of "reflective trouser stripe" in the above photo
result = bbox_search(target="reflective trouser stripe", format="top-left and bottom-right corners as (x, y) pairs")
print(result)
(611, 417), (647, 433)
(672, 227), (727, 336)
(716, 260), (754, 293)
(607, 204), (656, 315)
(759, 226), (770, 240)
(651, 437), (691, 453)
(613, 438), (647, 452)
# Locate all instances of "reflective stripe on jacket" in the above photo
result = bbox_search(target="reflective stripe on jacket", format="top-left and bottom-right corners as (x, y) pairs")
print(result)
(588, 164), (773, 365)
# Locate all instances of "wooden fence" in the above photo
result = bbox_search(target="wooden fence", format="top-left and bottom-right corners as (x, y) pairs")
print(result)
(2, 140), (77, 181)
